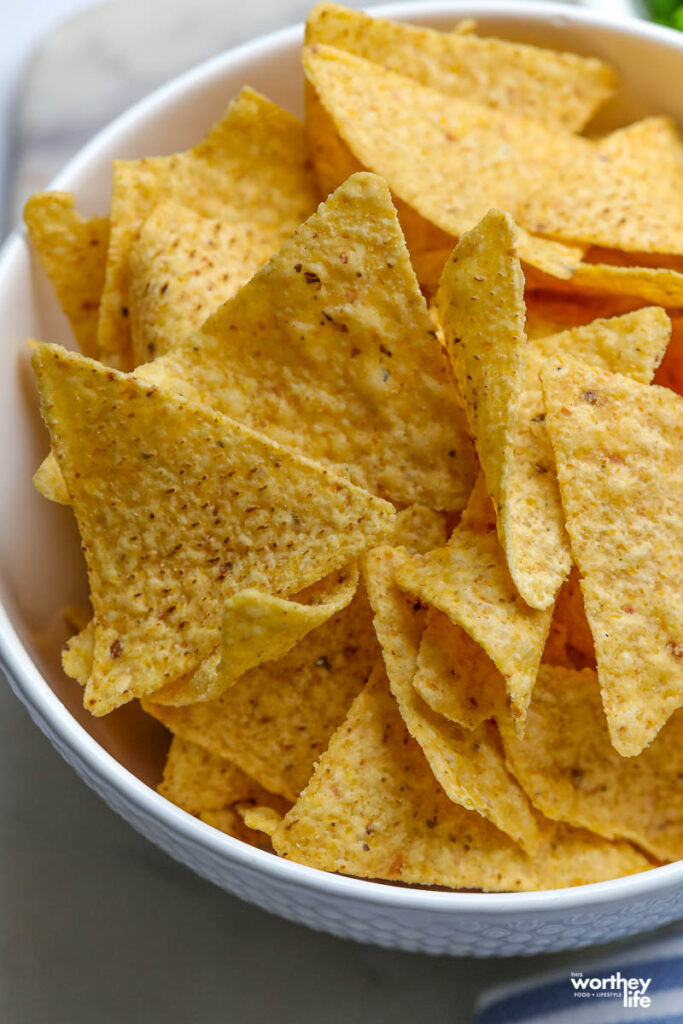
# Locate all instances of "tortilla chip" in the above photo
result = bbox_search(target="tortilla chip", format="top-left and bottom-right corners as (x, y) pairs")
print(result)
(24, 192), (108, 360)
(271, 663), (649, 889)
(33, 449), (70, 505)
(654, 313), (683, 396)
(414, 608), (509, 730)
(523, 117), (683, 256)
(306, 3), (615, 131)
(437, 210), (527, 569)
(137, 173), (476, 509)
(390, 505), (448, 555)
(363, 546), (539, 851)
(394, 480), (553, 727)
(541, 358), (683, 755)
(153, 562), (359, 705)
(62, 619), (95, 684)
(502, 666), (683, 862)
(128, 202), (283, 365)
(98, 87), (319, 368)
(33, 343), (394, 715)
(525, 257), (683, 307)
(239, 805), (284, 838)
(144, 586), (378, 801)
(506, 308), (670, 609)
(303, 44), (589, 280)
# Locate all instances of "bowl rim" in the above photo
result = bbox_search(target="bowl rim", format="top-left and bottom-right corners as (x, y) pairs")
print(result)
(3, 0), (683, 916)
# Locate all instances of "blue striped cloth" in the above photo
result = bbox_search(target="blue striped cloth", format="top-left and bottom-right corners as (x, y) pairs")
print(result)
(476, 927), (683, 1023)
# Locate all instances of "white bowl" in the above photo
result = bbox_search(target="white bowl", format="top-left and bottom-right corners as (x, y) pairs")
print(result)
(2, 1), (683, 958)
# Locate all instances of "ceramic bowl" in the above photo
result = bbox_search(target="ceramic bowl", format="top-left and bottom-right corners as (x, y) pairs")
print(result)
(2, 1), (682, 957)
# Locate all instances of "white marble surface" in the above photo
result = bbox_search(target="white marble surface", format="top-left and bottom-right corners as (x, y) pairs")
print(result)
(1, 2), (670, 1021)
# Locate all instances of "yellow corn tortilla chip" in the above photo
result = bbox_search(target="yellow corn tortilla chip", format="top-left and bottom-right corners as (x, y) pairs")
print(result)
(390, 505), (448, 555)
(33, 343), (394, 715)
(523, 117), (683, 257)
(394, 480), (553, 727)
(98, 87), (319, 368)
(502, 666), (683, 862)
(413, 608), (509, 730)
(363, 546), (540, 851)
(128, 201), (283, 365)
(153, 562), (359, 705)
(306, 3), (615, 131)
(654, 313), (683, 396)
(62, 619), (95, 684)
(541, 358), (683, 756)
(144, 586), (378, 801)
(525, 256), (683, 307)
(303, 44), (589, 280)
(271, 663), (649, 889)
(137, 173), (476, 509)
(33, 449), (70, 505)
(24, 192), (108, 360)
(239, 805), (284, 838)
(506, 307), (670, 609)
(437, 210), (527, 572)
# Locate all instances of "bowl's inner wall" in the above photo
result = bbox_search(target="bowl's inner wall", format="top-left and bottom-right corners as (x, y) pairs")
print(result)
(2, 4), (681, 787)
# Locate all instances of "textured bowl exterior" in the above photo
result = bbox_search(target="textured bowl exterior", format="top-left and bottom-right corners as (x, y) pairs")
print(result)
(2, 2), (683, 957)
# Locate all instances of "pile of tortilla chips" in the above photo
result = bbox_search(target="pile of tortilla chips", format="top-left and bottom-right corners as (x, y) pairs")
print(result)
(27, 2), (683, 892)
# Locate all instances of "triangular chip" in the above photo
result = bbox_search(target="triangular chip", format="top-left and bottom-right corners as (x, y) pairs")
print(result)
(24, 192), (108, 359)
(303, 44), (589, 280)
(127, 201), (285, 364)
(306, 3), (615, 130)
(271, 664), (649, 890)
(506, 308), (670, 609)
(541, 358), (683, 755)
(33, 343), (394, 715)
(363, 546), (540, 851)
(502, 666), (683, 863)
(98, 87), (319, 367)
(137, 173), (476, 509)
(437, 209), (527, 568)
(414, 608), (509, 730)
(523, 117), (683, 256)
(144, 587), (378, 801)
(394, 480), (553, 727)
(152, 562), (359, 705)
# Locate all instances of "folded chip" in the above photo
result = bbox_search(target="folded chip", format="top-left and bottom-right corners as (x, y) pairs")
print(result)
(306, 3), (616, 130)
(363, 545), (540, 852)
(541, 358), (683, 755)
(502, 666), (683, 862)
(137, 172), (476, 509)
(98, 87), (319, 368)
(270, 663), (649, 890)
(33, 343), (394, 715)
(303, 44), (590, 280)
(24, 192), (108, 360)
(437, 209), (527, 597)
(144, 586), (378, 801)
(395, 478), (553, 727)
(127, 202), (287, 365)
(506, 307), (670, 609)
(523, 117), (683, 256)
(152, 562), (359, 705)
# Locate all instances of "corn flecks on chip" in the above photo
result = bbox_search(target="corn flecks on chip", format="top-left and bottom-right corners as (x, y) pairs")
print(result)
(502, 666), (683, 862)
(506, 307), (670, 610)
(128, 202), (283, 365)
(306, 3), (616, 130)
(34, 343), (394, 715)
(523, 117), (683, 256)
(270, 664), (649, 889)
(145, 587), (378, 801)
(138, 173), (476, 509)
(437, 210), (527, 584)
(363, 546), (540, 851)
(541, 359), (683, 756)
(395, 479), (553, 726)
(152, 562), (359, 705)
(98, 87), (319, 367)
(24, 192), (108, 360)
(303, 44), (589, 279)
(413, 608), (509, 730)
